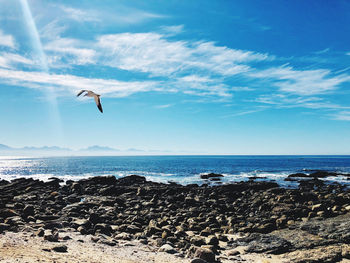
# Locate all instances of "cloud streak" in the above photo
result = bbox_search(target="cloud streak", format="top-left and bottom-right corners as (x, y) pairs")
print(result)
(250, 66), (349, 95)
(2, 0), (350, 122)
(331, 111), (350, 121)
(0, 29), (15, 48)
(97, 33), (269, 77)
(0, 68), (159, 97)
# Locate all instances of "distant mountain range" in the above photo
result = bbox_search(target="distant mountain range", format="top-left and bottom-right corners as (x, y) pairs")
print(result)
(0, 144), (12, 150)
(0, 143), (149, 156)
(80, 145), (119, 152)
(22, 146), (72, 151)
(0, 144), (72, 152)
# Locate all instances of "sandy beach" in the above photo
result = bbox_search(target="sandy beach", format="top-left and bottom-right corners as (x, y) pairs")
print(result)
(1, 173), (350, 262)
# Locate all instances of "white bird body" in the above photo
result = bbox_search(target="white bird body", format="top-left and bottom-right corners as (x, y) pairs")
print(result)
(77, 90), (103, 113)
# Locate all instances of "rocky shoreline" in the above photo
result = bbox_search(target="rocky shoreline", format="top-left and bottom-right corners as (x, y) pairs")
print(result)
(1, 173), (350, 262)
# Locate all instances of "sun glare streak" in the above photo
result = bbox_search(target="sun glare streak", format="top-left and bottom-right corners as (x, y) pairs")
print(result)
(19, 0), (64, 143)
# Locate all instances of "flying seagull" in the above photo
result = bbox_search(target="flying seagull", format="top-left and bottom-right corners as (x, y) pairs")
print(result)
(77, 90), (103, 113)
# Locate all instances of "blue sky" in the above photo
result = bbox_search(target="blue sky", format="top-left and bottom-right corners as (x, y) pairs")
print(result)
(0, 0), (350, 154)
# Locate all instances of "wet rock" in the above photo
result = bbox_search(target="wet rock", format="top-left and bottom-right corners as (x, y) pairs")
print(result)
(71, 183), (83, 194)
(200, 173), (224, 180)
(309, 171), (338, 178)
(301, 214), (350, 243)
(116, 175), (146, 186)
(272, 228), (335, 250)
(82, 175), (117, 186)
(0, 179), (9, 186)
(236, 233), (292, 254)
(99, 186), (117, 196)
(1, 173), (350, 260)
(287, 173), (308, 178)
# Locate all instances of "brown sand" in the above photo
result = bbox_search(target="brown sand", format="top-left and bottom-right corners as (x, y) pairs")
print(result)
(0, 230), (189, 263)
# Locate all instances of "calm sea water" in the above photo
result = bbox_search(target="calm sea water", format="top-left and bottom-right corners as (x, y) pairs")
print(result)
(1, 155), (350, 187)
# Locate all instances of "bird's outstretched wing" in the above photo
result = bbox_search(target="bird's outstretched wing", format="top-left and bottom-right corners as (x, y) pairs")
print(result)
(94, 95), (103, 113)
(77, 90), (87, 97)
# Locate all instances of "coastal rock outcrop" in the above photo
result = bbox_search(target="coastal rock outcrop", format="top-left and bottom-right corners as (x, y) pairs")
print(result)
(0, 174), (350, 262)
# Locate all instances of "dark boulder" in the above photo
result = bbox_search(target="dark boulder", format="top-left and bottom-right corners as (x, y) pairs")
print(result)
(200, 173), (224, 180)
(0, 208), (18, 218)
(52, 245), (67, 253)
(309, 171), (338, 178)
(23, 204), (35, 217)
(83, 176), (117, 186)
(236, 233), (292, 254)
(116, 175), (146, 186)
(287, 173), (308, 178)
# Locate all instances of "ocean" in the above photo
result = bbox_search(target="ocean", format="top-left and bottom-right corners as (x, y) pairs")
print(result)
(1, 155), (350, 187)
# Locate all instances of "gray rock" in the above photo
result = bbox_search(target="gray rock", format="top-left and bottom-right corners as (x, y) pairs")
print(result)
(52, 245), (67, 253)
(159, 244), (177, 254)
(94, 223), (112, 236)
(191, 247), (216, 263)
(44, 231), (59, 242)
(98, 239), (117, 246)
(244, 234), (292, 254)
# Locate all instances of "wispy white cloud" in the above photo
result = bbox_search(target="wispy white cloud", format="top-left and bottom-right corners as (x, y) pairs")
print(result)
(230, 86), (254, 92)
(2, 27), (265, 98)
(97, 32), (269, 77)
(39, 19), (67, 40)
(250, 66), (349, 95)
(0, 52), (34, 68)
(179, 75), (214, 83)
(44, 38), (96, 65)
(160, 25), (184, 36)
(313, 48), (330, 55)
(255, 93), (350, 110)
(0, 29), (15, 48)
(154, 104), (173, 109)
(59, 6), (100, 22)
(98, 33), (191, 76)
(2, 0), (349, 116)
(0, 56), (9, 68)
(57, 3), (165, 25)
(222, 109), (266, 118)
(0, 68), (159, 97)
(331, 111), (350, 121)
